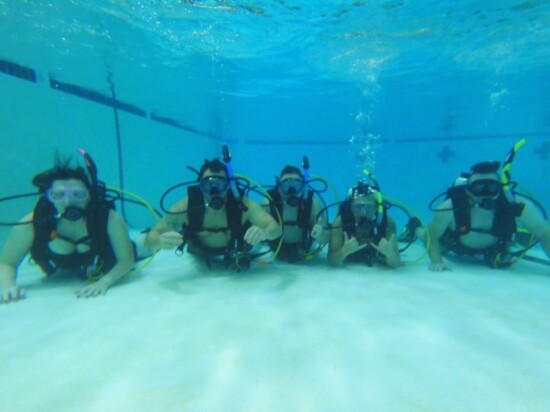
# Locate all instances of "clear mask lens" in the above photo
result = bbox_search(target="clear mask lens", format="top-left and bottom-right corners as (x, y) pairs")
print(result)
(47, 187), (90, 202)
(352, 201), (377, 218)
(279, 178), (304, 195)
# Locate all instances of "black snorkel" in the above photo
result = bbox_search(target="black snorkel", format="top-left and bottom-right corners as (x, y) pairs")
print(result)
(57, 205), (86, 222)
(78, 148), (106, 201)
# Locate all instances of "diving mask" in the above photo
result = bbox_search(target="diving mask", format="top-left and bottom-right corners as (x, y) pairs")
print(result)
(352, 200), (377, 220)
(279, 178), (304, 196)
(199, 176), (230, 196)
(467, 179), (501, 198)
(47, 186), (90, 202)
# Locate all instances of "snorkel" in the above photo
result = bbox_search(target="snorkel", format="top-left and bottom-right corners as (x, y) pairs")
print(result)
(78, 149), (98, 187)
(77, 148), (107, 201)
(362, 169), (384, 227)
(501, 138), (526, 203)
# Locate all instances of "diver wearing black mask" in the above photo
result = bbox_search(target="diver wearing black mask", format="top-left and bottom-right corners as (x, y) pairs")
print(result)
(427, 160), (528, 271)
(465, 161), (503, 210)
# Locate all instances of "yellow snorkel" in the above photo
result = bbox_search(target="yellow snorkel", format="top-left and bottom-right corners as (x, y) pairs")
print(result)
(362, 169), (384, 226)
(501, 138), (526, 203)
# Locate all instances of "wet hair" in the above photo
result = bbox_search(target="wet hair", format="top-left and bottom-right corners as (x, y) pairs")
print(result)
(198, 158), (228, 179)
(32, 155), (92, 193)
(279, 165), (303, 178)
(469, 161), (500, 175)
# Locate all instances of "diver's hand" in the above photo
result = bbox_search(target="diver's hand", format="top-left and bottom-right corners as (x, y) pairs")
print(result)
(159, 231), (184, 250)
(244, 226), (268, 246)
(0, 284), (25, 303)
(341, 232), (368, 257)
(429, 262), (451, 272)
(371, 234), (401, 268)
(76, 280), (109, 299)
(370, 235), (396, 257)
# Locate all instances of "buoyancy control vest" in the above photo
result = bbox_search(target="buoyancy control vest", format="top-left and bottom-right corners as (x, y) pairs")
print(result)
(442, 185), (525, 258)
(182, 186), (250, 260)
(30, 196), (116, 276)
(266, 189), (314, 259)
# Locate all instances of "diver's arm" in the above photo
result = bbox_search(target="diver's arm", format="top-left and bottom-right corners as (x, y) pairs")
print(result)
(427, 200), (454, 271)
(144, 198), (187, 251)
(328, 216), (346, 266)
(242, 197), (282, 245)
(517, 202), (550, 257)
(310, 198), (330, 245)
(0, 213), (35, 303)
(77, 210), (135, 298)
(260, 197), (271, 213)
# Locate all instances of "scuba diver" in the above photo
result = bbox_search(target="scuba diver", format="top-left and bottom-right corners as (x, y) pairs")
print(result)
(0, 152), (135, 303)
(427, 159), (550, 271)
(143, 152), (281, 271)
(328, 179), (401, 268)
(263, 162), (329, 263)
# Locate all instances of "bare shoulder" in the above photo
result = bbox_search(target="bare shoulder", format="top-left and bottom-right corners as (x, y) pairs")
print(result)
(437, 198), (453, 211)
(167, 197), (189, 226)
(106, 209), (130, 232)
(517, 199), (546, 226)
(433, 198), (454, 218)
(0, 212), (36, 264)
(11, 213), (35, 236)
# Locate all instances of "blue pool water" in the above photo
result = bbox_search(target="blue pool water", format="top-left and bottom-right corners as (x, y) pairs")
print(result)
(1, 1), (550, 411)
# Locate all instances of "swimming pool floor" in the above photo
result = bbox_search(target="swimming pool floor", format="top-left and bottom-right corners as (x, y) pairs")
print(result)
(1, 247), (549, 412)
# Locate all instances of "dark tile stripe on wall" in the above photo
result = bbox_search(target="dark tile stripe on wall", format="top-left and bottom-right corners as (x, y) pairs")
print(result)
(2, 58), (549, 145)
(1, 57), (209, 137)
(396, 131), (550, 143)
(0, 59), (37, 82)
(150, 113), (216, 139)
(50, 78), (146, 117)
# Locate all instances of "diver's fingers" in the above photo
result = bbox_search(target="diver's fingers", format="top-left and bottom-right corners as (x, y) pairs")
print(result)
(356, 242), (368, 251)
(343, 232), (350, 243)
(369, 242), (380, 252)
(160, 231), (184, 249)
(244, 226), (266, 246)
(1, 286), (25, 303)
